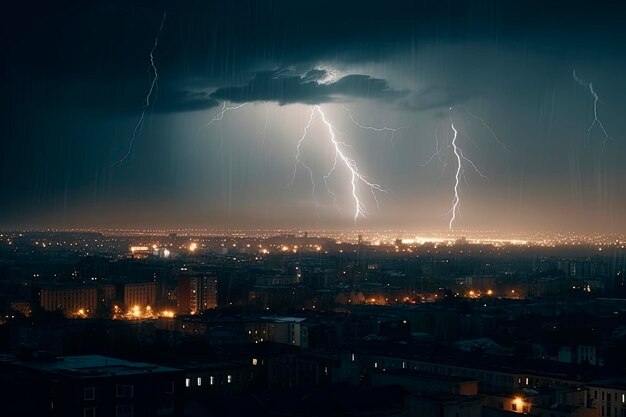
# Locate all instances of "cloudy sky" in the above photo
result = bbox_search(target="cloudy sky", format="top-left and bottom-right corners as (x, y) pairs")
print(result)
(1, 0), (625, 232)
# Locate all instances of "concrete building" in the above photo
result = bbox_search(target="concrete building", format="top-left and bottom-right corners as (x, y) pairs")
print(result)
(0, 354), (183, 417)
(123, 282), (156, 309)
(38, 286), (98, 316)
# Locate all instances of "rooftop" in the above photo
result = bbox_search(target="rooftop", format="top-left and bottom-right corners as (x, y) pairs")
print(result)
(3, 354), (180, 378)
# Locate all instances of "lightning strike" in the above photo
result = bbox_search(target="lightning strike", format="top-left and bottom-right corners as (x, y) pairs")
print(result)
(421, 123), (449, 175)
(286, 107), (319, 217)
(444, 109), (491, 230)
(460, 107), (510, 153)
(342, 105), (403, 147)
(200, 100), (386, 221)
(111, 11), (167, 167)
(318, 106), (385, 221)
(287, 105), (385, 221)
(449, 118), (461, 230)
(421, 107), (501, 230)
(573, 70), (609, 143)
(201, 102), (248, 128)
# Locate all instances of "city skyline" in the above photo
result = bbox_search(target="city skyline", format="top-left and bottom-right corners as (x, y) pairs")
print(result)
(2, 1), (626, 233)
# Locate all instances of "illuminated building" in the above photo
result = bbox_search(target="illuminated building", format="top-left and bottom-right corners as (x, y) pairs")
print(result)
(129, 245), (150, 259)
(123, 282), (157, 310)
(589, 382), (626, 417)
(38, 286), (98, 316)
(180, 361), (257, 395)
(178, 275), (217, 314)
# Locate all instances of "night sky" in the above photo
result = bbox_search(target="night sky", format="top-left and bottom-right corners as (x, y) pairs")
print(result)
(2, 0), (625, 232)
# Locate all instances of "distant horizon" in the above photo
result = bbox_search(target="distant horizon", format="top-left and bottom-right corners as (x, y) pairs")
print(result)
(2, 227), (624, 245)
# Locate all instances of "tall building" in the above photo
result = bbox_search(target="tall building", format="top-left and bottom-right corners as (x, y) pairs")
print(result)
(38, 286), (98, 316)
(178, 276), (218, 314)
(123, 282), (157, 309)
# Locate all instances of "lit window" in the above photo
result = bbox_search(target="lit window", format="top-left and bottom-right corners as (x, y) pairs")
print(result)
(185, 378), (190, 387)
(227, 374), (232, 384)
(210, 376), (214, 385)
(374, 362), (378, 368)
(351, 353), (355, 362)
(252, 358), (258, 366)
(525, 378), (529, 385)
(197, 377), (202, 386)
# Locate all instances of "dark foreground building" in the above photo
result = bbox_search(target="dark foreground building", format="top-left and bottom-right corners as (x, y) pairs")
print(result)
(0, 353), (183, 417)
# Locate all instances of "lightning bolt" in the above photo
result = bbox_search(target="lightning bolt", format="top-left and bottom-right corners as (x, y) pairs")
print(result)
(421, 107), (501, 230)
(318, 106), (385, 221)
(445, 109), (491, 230)
(111, 11), (167, 167)
(286, 105), (385, 221)
(200, 101), (385, 221)
(421, 123), (448, 176)
(200, 102), (247, 128)
(460, 107), (510, 153)
(286, 107), (319, 217)
(573, 70), (609, 144)
(449, 118), (461, 230)
(342, 105), (403, 148)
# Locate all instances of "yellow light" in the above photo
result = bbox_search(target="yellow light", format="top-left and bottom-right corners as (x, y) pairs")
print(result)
(189, 242), (198, 252)
(513, 397), (524, 412)
(487, 289), (493, 295)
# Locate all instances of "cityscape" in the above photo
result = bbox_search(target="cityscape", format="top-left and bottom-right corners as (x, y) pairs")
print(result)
(1, 229), (626, 416)
(2, 1), (626, 417)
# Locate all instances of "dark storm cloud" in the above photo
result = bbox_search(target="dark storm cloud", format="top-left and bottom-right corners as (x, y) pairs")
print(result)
(154, 89), (219, 112)
(3, 0), (625, 115)
(208, 69), (406, 106)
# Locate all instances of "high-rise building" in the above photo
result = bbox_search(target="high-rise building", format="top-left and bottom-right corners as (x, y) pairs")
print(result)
(178, 276), (218, 314)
